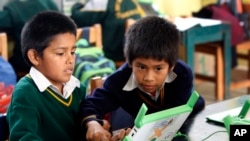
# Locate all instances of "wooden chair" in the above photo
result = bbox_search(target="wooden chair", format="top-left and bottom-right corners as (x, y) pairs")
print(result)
(76, 23), (102, 48)
(231, 40), (250, 92)
(196, 40), (250, 101)
(195, 1), (250, 101)
(0, 33), (8, 61)
(125, 18), (136, 31)
(90, 76), (105, 95)
(195, 43), (224, 101)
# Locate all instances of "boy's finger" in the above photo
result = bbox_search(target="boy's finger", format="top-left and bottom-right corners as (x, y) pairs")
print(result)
(125, 128), (131, 135)
(102, 120), (111, 131)
(111, 129), (126, 141)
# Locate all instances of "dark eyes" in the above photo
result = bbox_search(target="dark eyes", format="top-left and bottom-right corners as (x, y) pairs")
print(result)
(71, 51), (76, 55)
(156, 67), (162, 71)
(137, 65), (162, 71)
(56, 52), (64, 56)
(138, 65), (145, 70)
(56, 51), (75, 56)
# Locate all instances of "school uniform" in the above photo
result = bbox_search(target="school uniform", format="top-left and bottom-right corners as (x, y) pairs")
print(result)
(80, 59), (205, 129)
(7, 67), (86, 141)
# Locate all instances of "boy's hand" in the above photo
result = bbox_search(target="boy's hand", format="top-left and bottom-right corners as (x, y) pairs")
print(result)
(102, 119), (111, 131)
(86, 120), (111, 141)
(111, 128), (131, 141)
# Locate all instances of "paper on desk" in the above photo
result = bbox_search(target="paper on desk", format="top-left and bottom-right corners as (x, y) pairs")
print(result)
(206, 107), (242, 123)
(173, 17), (222, 31)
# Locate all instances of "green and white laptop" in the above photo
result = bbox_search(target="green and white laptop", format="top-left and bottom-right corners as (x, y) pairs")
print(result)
(123, 90), (199, 141)
(206, 99), (250, 125)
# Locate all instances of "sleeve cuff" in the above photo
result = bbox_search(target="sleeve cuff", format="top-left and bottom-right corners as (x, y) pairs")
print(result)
(81, 115), (104, 127)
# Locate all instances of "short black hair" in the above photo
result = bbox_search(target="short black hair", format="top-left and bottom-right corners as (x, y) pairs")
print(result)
(21, 10), (77, 66)
(124, 16), (180, 69)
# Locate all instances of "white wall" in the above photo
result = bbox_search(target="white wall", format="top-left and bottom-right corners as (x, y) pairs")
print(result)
(0, 0), (8, 10)
(154, 0), (202, 16)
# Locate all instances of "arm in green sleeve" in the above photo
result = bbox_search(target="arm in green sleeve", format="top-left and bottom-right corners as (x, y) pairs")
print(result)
(70, 2), (106, 27)
(7, 89), (43, 141)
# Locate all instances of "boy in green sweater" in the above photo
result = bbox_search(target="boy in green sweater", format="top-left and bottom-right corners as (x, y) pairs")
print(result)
(7, 11), (87, 141)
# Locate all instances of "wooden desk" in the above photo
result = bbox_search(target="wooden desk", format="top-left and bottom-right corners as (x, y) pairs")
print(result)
(182, 95), (250, 141)
(181, 23), (231, 100)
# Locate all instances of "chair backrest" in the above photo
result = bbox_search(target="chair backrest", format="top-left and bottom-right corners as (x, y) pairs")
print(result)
(125, 18), (136, 31)
(90, 76), (104, 95)
(0, 33), (8, 60)
(76, 24), (102, 49)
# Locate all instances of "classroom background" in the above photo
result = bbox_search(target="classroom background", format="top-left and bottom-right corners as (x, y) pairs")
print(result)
(1, 0), (250, 105)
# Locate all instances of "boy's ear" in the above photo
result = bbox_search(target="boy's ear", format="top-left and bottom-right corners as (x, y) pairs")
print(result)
(27, 49), (40, 66)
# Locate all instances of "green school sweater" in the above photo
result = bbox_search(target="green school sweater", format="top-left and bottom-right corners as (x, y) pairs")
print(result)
(7, 76), (86, 141)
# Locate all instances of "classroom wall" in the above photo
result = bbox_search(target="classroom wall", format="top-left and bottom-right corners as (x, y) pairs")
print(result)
(153, 0), (250, 16)
(201, 0), (217, 6)
(243, 0), (250, 3)
(153, 0), (202, 16)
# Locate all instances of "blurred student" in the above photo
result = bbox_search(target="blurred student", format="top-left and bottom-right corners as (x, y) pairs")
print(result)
(79, 16), (206, 140)
(0, 0), (59, 80)
(71, 0), (145, 67)
(7, 11), (86, 141)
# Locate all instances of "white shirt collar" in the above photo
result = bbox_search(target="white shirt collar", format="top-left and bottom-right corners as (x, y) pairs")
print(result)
(122, 71), (177, 101)
(29, 67), (80, 99)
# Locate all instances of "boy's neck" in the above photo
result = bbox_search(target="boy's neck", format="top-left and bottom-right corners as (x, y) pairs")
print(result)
(150, 91), (156, 96)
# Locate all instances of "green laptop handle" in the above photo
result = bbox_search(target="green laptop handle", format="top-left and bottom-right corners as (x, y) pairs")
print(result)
(238, 99), (250, 118)
(187, 90), (199, 108)
(134, 103), (148, 128)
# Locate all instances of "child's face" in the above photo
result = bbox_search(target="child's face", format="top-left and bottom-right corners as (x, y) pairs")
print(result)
(34, 33), (76, 88)
(131, 57), (171, 93)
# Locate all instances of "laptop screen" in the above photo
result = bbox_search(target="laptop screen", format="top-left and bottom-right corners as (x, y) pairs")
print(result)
(123, 90), (199, 141)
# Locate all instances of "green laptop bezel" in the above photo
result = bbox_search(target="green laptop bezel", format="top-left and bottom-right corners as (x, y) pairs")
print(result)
(123, 90), (199, 141)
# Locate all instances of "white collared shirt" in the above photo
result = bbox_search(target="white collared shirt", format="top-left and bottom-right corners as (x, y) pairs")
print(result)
(29, 67), (80, 99)
(123, 71), (177, 101)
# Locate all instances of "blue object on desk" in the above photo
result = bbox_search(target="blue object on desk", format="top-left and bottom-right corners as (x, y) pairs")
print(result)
(0, 56), (16, 85)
